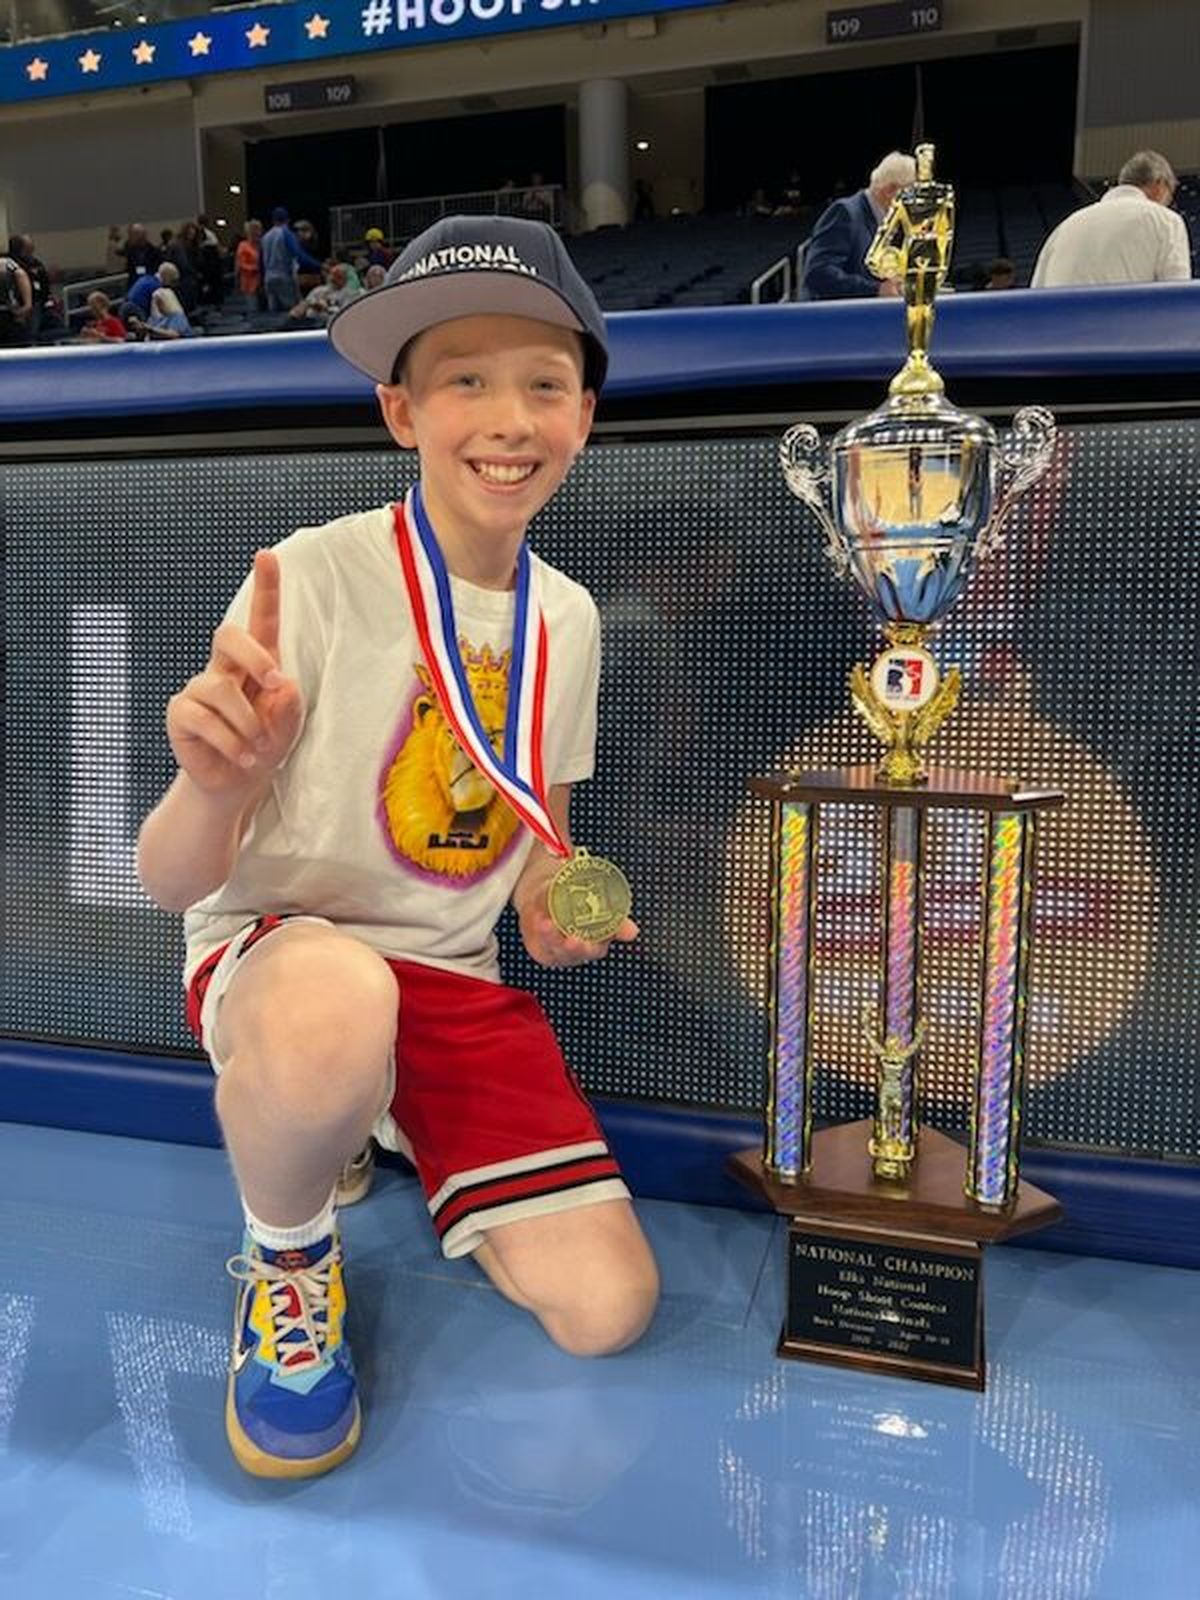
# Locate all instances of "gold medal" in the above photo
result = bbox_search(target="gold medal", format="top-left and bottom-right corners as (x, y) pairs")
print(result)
(547, 847), (633, 943)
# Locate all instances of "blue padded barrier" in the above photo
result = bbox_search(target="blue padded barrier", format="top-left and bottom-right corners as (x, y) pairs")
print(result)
(3, 282), (1200, 422)
(1, 1039), (1195, 1270)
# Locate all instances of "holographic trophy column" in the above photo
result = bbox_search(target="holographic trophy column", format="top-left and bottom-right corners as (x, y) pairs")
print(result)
(867, 805), (925, 1182)
(764, 800), (818, 1181)
(730, 144), (1066, 1391)
(968, 810), (1037, 1209)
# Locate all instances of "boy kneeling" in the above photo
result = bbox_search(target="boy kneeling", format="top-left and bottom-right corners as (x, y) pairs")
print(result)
(137, 217), (658, 1480)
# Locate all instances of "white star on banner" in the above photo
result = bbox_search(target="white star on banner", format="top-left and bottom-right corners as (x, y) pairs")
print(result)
(188, 32), (213, 57)
(305, 13), (330, 39)
(26, 57), (49, 82)
(79, 48), (102, 73)
(246, 23), (271, 47)
(133, 40), (156, 65)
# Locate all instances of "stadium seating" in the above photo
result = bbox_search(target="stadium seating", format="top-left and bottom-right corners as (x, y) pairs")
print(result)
(1176, 173), (1200, 272)
(41, 176), (1200, 343)
(562, 213), (812, 309)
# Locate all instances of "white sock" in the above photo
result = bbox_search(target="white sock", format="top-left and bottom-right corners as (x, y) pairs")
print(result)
(243, 1189), (337, 1254)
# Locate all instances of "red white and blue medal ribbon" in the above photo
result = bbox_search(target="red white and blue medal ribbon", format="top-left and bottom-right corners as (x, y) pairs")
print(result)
(393, 485), (569, 857)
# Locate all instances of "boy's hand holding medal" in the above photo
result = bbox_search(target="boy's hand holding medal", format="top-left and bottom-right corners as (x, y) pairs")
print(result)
(516, 847), (637, 968)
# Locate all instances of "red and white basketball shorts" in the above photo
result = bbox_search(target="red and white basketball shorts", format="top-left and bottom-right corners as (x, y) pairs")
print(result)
(185, 914), (629, 1258)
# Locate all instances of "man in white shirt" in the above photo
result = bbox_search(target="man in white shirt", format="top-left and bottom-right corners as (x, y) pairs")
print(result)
(1031, 150), (1192, 288)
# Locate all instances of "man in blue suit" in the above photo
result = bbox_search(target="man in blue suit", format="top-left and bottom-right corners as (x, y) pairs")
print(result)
(801, 151), (917, 300)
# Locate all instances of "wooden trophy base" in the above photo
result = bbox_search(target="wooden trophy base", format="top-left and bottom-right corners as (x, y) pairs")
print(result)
(729, 1122), (1062, 1390)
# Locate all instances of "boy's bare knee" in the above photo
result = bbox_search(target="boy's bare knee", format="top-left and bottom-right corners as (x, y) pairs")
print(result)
(544, 1265), (659, 1358)
(218, 931), (396, 1113)
(477, 1200), (659, 1356)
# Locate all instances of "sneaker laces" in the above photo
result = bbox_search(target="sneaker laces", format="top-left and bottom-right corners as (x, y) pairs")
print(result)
(226, 1245), (337, 1371)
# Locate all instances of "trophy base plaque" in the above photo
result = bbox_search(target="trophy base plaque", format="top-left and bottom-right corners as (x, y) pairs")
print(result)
(729, 1124), (1062, 1391)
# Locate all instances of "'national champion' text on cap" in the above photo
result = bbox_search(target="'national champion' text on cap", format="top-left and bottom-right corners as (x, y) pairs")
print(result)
(328, 215), (608, 393)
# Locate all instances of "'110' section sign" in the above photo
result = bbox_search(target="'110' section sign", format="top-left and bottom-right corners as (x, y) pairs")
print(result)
(827, 3), (942, 44)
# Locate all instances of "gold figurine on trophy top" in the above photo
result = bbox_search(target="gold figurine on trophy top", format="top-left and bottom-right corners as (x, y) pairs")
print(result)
(865, 142), (956, 400)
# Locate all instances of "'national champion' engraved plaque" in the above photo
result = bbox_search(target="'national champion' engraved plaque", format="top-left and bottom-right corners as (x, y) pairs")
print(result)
(784, 1223), (982, 1386)
(729, 1121), (1061, 1390)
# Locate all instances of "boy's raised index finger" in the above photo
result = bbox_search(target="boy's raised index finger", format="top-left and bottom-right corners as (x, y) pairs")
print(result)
(247, 549), (281, 657)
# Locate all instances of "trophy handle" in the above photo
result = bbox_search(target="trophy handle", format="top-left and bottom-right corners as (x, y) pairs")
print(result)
(981, 406), (1057, 557)
(779, 424), (847, 574)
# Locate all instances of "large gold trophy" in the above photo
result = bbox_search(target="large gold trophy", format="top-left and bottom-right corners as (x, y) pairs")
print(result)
(731, 147), (1063, 1390)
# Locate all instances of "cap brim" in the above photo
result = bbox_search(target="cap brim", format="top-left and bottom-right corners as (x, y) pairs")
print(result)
(328, 271), (585, 385)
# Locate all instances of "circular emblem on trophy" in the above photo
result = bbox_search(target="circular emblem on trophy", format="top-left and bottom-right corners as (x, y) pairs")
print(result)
(870, 645), (940, 711)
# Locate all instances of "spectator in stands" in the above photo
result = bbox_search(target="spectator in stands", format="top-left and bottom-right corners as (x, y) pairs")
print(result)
(801, 151), (917, 300)
(236, 220), (263, 304)
(287, 263), (362, 324)
(127, 261), (193, 340)
(984, 257), (1017, 290)
(774, 170), (805, 216)
(197, 215), (226, 307)
(125, 265), (162, 323)
(364, 264), (386, 290)
(334, 256), (363, 292)
(8, 235), (51, 341)
(261, 207), (323, 313)
(1031, 151), (1191, 288)
(80, 291), (128, 343)
(522, 173), (555, 223)
(364, 228), (393, 270)
(294, 220), (324, 297)
(0, 247), (33, 347)
(633, 179), (656, 222)
(165, 221), (203, 314)
(121, 222), (161, 287)
(160, 227), (175, 253)
(743, 187), (775, 218)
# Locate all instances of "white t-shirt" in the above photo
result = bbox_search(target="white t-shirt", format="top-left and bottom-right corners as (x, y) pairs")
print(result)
(183, 505), (600, 986)
(1031, 186), (1192, 288)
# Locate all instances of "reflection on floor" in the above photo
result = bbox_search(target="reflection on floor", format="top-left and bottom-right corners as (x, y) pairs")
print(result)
(1, 1122), (1197, 1599)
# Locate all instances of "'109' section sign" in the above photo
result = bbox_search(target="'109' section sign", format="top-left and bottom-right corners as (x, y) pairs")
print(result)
(1, 0), (726, 105)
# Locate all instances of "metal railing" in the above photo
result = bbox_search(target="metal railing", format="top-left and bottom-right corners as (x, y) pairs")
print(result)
(330, 184), (564, 252)
(62, 271), (128, 323)
(793, 240), (812, 300)
(750, 255), (792, 305)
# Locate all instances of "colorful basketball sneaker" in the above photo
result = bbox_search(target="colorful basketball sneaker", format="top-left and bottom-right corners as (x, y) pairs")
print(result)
(225, 1231), (360, 1478)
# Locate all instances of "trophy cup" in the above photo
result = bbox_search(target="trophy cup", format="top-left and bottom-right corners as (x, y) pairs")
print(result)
(780, 146), (1056, 788)
(730, 146), (1064, 1390)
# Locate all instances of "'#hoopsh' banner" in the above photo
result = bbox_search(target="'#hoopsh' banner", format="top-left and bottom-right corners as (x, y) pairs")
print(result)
(1, 0), (726, 106)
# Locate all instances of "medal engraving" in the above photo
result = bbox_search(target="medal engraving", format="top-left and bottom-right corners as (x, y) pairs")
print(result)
(547, 848), (632, 943)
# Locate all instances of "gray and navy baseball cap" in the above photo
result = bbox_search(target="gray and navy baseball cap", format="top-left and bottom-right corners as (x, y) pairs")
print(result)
(329, 214), (609, 393)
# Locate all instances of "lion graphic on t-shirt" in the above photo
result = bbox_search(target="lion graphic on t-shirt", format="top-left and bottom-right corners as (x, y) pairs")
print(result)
(379, 649), (521, 878)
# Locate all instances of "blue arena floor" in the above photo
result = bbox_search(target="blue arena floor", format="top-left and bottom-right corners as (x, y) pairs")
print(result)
(1, 1121), (1197, 1599)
